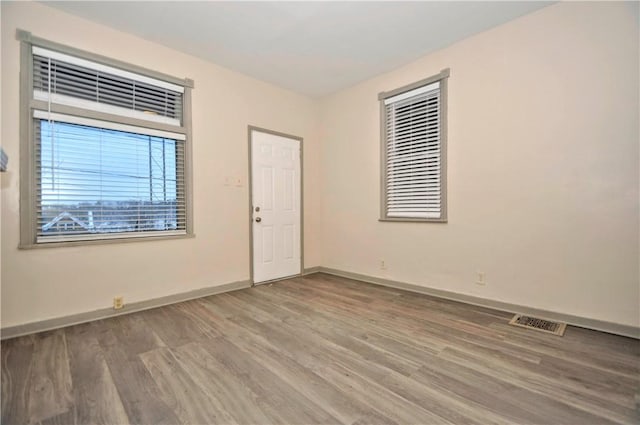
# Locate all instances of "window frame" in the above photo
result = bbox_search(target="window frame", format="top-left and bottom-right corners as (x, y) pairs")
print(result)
(18, 29), (195, 248)
(378, 68), (450, 223)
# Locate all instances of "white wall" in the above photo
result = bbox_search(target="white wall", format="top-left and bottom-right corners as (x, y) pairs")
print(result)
(1, 2), (322, 328)
(2, 2), (638, 331)
(319, 2), (640, 327)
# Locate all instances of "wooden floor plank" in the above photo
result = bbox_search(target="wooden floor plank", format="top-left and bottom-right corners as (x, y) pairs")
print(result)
(99, 314), (166, 358)
(1, 273), (638, 425)
(141, 301), (220, 348)
(205, 298), (473, 424)
(412, 356), (554, 424)
(1, 335), (36, 425)
(438, 345), (630, 424)
(172, 341), (273, 425)
(199, 335), (341, 424)
(139, 347), (231, 424)
(25, 330), (73, 424)
(38, 408), (76, 425)
(490, 322), (640, 377)
(64, 323), (129, 425)
(95, 326), (180, 425)
(196, 308), (397, 425)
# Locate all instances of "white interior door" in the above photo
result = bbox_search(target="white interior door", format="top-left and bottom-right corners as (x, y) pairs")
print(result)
(251, 129), (301, 284)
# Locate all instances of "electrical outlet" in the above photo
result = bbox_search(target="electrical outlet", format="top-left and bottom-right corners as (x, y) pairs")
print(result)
(113, 296), (124, 310)
(380, 260), (387, 270)
(476, 272), (486, 286)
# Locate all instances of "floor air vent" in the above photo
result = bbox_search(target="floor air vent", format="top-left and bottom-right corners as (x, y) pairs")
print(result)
(509, 314), (566, 336)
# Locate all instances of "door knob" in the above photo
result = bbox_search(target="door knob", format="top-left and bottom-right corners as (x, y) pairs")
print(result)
(255, 217), (262, 223)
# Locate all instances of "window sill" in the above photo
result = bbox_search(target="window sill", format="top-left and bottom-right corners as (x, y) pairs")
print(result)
(379, 218), (448, 223)
(19, 232), (195, 249)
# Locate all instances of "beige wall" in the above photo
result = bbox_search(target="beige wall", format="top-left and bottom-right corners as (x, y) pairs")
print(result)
(2, 2), (638, 330)
(1, 2), (322, 327)
(319, 2), (640, 327)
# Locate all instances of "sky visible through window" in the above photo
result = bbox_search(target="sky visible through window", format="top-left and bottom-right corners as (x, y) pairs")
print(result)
(39, 120), (180, 235)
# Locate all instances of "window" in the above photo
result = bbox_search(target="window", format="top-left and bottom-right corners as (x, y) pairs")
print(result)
(379, 69), (449, 222)
(18, 30), (194, 246)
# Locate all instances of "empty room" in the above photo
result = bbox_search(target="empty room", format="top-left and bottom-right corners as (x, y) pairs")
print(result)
(1, 1), (639, 424)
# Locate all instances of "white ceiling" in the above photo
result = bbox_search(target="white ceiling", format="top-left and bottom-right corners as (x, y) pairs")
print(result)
(43, 1), (552, 97)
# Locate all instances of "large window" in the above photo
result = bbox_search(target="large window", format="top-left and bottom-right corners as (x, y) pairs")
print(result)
(379, 69), (449, 222)
(19, 30), (193, 246)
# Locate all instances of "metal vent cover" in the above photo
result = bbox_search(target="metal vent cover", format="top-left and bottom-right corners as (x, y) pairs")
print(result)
(509, 314), (566, 336)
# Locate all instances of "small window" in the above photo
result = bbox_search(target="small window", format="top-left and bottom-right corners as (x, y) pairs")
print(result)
(379, 69), (449, 222)
(19, 31), (194, 246)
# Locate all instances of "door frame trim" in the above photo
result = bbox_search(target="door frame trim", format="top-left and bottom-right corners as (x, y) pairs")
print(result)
(248, 125), (304, 286)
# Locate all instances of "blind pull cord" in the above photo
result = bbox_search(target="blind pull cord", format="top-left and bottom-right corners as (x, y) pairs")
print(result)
(47, 57), (55, 191)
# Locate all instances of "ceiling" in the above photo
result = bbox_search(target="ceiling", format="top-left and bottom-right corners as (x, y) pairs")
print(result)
(43, 1), (552, 97)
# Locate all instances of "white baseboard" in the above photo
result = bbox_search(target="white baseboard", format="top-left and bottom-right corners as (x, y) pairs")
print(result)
(1, 279), (251, 340)
(303, 266), (322, 275)
(4, 268), (637, 340)
(313, 267), (640, 339)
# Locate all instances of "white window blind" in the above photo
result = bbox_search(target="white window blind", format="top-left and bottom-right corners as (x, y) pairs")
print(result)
(35, 113), (186, 243)
(32, 46), (183, 126)
(384, 81), (442, 219)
